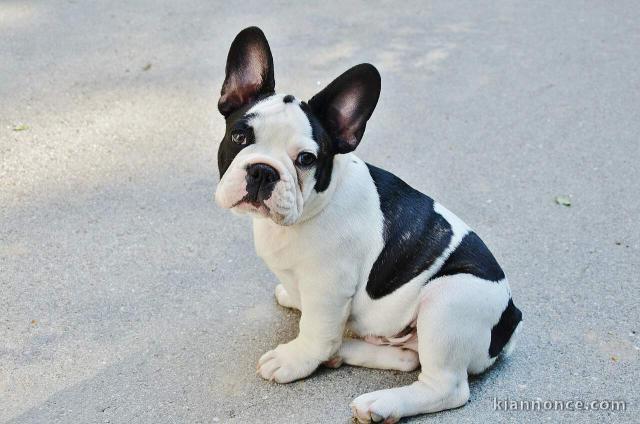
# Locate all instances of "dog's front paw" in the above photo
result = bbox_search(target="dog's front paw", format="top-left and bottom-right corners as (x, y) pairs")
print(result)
(257, 341), (320, 383)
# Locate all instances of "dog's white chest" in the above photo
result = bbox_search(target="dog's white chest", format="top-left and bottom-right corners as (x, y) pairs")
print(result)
(253, 221), (298, 268)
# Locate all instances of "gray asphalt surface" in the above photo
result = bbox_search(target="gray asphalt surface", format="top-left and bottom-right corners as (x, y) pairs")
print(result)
(1, 1), (639, 423)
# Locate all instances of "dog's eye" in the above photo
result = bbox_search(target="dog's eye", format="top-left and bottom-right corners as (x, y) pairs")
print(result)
(231, 131), (247, 145)
(295, 152), (317, 167)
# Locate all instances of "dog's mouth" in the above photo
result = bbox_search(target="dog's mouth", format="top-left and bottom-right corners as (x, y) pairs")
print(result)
(232, 196), (271, 215)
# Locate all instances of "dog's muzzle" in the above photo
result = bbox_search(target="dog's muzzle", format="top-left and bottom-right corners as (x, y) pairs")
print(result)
(245, 163), (280, 203)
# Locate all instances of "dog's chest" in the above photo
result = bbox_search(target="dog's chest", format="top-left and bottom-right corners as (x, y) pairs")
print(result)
(252, 222), (304, 271)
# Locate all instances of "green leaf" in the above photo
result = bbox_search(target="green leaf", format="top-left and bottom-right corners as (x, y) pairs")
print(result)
(555, 195), (571, 207)
(12, 124), (29, 132)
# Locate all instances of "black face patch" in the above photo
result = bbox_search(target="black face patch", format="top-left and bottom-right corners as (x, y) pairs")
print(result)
(365, 164), (453, 299)
(488, 298), (522, 357)
(299, 101), (335, 192)
(217, 106), (257, 178)
(430, 232), (505, 282)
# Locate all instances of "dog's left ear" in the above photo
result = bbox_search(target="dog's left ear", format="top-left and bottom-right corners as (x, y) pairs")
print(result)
(308, 63), (381, 153)
(218, 26), (275, 117)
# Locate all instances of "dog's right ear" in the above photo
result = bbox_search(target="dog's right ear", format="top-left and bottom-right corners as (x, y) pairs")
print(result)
(218, 27), (275, 117)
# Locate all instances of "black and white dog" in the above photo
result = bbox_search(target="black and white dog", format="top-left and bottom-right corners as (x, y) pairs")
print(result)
(215, 27), (522, 423)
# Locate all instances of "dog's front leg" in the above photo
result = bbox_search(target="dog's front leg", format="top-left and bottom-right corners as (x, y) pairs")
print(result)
(257, 276), (352, 383)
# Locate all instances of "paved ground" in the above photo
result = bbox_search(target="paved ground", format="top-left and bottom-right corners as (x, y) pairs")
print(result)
(1, 1), (639, 423)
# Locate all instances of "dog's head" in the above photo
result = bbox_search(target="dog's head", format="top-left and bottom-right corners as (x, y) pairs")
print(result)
(215, 27), (380, 225)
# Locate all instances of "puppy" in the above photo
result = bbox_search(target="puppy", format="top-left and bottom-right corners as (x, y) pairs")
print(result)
(215, 27), (522, 423)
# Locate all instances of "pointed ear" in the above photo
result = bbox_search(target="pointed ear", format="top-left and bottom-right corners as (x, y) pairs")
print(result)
(218, 27), (275, 117)
(308, 63), (381, 153)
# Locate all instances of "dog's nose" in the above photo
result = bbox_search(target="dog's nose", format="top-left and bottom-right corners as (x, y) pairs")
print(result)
(245, 163), (280, 202)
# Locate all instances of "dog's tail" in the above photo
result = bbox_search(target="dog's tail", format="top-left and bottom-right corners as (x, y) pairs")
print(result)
(489, 298), (523, 358)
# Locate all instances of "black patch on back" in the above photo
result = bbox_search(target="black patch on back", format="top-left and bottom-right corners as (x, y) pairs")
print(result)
(299, 101), (334, 192)
(283, 94), (295, 103)
(431, 232), (505, 282)
(365, 164), (453, 299)
(489, 298), (522, 357)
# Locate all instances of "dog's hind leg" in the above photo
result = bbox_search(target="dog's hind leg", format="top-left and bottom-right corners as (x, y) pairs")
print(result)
(351, 274), (514, 423)
(351, 369), (469, 423)
(326, 339), (419, 371)
(350, 332), (470, 424)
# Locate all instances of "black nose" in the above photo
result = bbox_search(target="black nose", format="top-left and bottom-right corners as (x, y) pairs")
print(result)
(245, 163), (280, 202)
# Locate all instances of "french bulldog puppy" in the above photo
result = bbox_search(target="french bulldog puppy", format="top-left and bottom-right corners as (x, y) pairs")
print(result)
(215, 27), (522, 423)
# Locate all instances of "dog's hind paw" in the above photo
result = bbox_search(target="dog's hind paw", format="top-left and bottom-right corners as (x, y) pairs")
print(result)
(350, 390), (401, 424)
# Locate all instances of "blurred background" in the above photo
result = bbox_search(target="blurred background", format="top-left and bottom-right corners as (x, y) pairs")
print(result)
(1, 1), (638, 423)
